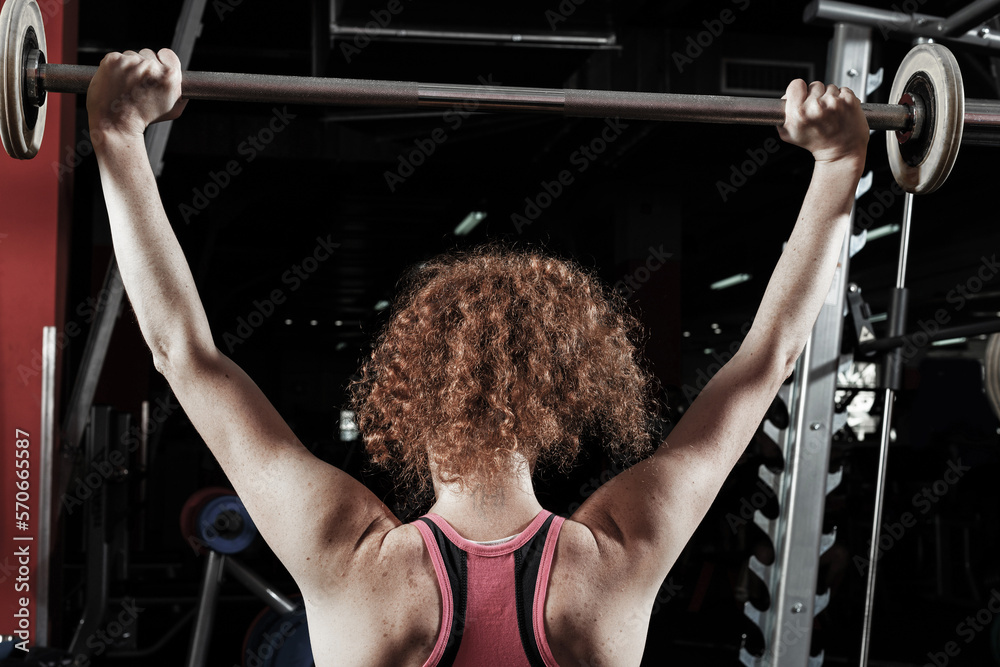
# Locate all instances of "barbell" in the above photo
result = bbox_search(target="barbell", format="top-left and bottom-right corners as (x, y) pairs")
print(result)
(3, 0), (1000, 193)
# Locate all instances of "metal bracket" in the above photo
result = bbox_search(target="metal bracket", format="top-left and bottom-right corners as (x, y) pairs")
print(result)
(867, 67), (884, 96)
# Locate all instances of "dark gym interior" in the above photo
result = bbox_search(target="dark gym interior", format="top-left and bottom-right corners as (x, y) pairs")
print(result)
(3, 0), (1000, 665)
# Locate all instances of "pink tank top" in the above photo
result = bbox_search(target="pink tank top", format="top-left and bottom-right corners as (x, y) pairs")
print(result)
(412, 510), (565, 667)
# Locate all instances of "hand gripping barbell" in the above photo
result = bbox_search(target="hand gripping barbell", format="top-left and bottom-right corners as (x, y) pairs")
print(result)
(3, 0), (1000, 194)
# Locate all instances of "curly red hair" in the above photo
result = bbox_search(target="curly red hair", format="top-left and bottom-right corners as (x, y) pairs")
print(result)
(349, 244), (657, 500)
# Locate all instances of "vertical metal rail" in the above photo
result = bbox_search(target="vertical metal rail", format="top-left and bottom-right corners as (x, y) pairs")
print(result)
(185, 550), (225, 667)
(138, 400), (149, 551)
(37, 327), (57, 646)
(858, 192), (915, 665)
(67, 407), (112, 657)
(741, 23), (871, 667)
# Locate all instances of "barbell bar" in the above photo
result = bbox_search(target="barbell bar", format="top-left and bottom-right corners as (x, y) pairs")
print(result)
(3, 0), (1000, 194)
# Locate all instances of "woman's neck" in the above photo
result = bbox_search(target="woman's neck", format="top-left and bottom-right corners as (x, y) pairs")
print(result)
(427, 453), (543, 541)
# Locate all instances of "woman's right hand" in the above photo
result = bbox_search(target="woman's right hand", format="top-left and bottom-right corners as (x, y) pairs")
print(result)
(87, 48), (187, 141)
(778, 79), (869, 170)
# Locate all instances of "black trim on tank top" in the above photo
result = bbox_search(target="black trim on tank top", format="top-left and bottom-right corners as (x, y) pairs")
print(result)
(513, 514), (556, 667)
(417, 518), (467, 667)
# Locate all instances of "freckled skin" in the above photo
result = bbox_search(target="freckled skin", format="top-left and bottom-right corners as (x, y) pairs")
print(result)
(87, 51), (868, 666)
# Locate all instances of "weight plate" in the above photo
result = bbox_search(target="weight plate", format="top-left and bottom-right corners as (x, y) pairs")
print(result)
(986, 334), (1000, 423)
(0, 636), (13, 660)
(887, 43), (964, 195)
(196, 493), (257, 554)
(179, 486), (233, 553)
(243, 600), (314, 667)
(0, 0), (45, 159)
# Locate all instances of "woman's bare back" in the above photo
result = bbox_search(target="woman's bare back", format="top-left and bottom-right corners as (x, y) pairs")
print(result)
(301, 518), (652, 667)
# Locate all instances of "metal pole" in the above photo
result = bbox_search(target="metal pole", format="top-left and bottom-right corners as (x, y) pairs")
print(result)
(37, 326), (56, 646)
(896, 194), (913, 287)
(961, 99), (1000, 145)
(138, 400), (149, 552)
(60, 261), (125, 455)
(805, 0), (1000, 50)
(186, 550), (225, 667)
(328, 24), (619, 49)
(35, 61), (910, 127)
(938, 0), (1000, 36)
(32, 59), (1000, 143)
(740, 22), (871, 667)
(858, 191), (916, 667)
(223, 558), (299, 615)
(858, 318), (1000, 353)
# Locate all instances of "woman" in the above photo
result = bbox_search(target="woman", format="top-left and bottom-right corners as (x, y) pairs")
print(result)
(86, 47), (868, 666)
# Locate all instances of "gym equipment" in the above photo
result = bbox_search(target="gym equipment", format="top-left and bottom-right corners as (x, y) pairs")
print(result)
(180, 487), (302, 667)
(0, 0), (44, 159)
(0, 635), (14, 660)
(2, 0), (1000, 193)
(738, 25), (863, 667)
(184, 545), (304, 667)
(242, 600), (314, 667)
(180, 487), (258, 555)
(885, 43), (965, 194)
(986, 334), (1000, 422)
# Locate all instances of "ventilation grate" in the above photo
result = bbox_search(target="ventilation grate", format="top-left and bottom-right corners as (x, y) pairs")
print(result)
(721, 59), (816, 96)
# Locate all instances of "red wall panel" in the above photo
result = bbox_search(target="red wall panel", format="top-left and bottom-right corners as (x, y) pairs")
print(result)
(0, 0), (77, 649)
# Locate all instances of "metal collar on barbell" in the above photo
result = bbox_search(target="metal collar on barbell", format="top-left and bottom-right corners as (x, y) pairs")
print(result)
(3, 0), (1000, 194)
